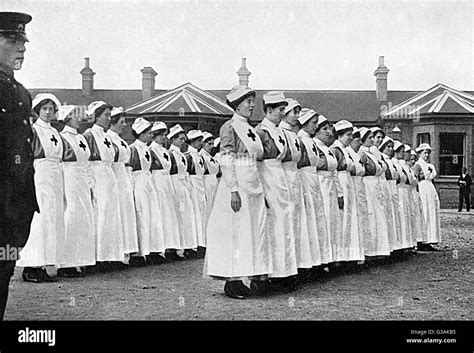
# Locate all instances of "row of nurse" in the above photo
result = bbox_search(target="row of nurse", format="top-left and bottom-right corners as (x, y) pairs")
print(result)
(204, 85), (441, 299)
(18, 94), (221, 283)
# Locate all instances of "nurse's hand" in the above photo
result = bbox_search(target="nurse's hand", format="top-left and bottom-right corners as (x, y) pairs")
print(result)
(337, 196), (344, 210)
(231, 191), (241, 212)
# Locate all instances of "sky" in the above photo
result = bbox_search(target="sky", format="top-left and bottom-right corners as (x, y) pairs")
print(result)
(2, 0), (473, 91)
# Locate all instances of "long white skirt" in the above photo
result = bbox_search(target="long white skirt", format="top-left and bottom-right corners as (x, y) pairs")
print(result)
(353, 175), (370, 256)
(397, 184), (413, 249)
(132, 171), (165, 256)
(90, 161), (124, 262)
(299, 167), (324, 267)
(189, 175), (207, 247)
(419, 180), (441, 244)
(18, 158), (65, 267)
(335, 171), (364, 262)
(411, 187), (428, 243)
(379, 178), (397, 252)
(171, 174), (198, 249)
(205, 161), (271, 280)
(59, 163), (96, 268)
(152, 170), (182, 250)
(112, 163), (139, 255)
(318, 170), (341, 264)
(362, 176), (390, 256)
(203, 174), (219, 225)
(387, 180), (403, 251)
(258, 159), (298, 278)
(283, 162), (314, 269)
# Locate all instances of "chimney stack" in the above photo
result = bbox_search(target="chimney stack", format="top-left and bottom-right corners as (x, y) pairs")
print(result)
(80, 57), (95, 96)
(374, 56), (389, 102)
(141, 67), (157, 100)
(237, 58), (251, 87)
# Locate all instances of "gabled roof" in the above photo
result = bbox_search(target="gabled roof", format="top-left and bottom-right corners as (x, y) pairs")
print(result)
(125, 82), (234, 115)
(382, 83), (474, 118)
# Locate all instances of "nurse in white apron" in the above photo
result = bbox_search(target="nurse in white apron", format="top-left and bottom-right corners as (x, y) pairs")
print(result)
(18, 94), (65, 283)
(106, 107), (139, 261)
(330, 120), (364, 265)
(149, 122), (182, 260)
(314, 115), (341, 268)
(83, 101), (125, 267)
(407, 149), (428, 246)
(200, 132), (220, 226)
(379, 136), (403, 253)
(297, 108), (327, 273)
(256, 91), (298, 291)
(168, 124), (198, 257)
(346, 127), (370, 263)
(392, 140), (414, 253)
(56, 105), (96, 278)
(369, 127), (398, 255)
(413, 143), (441, 251)
(358, 128), (390, 259)
(185, 129), (207, 255)
(205, 85), (271, 299)
(280, 99), (318, 273)
(127, 117), (166, 263)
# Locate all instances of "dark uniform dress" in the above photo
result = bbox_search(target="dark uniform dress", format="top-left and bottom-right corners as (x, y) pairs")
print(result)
(0, 64), (38, 319)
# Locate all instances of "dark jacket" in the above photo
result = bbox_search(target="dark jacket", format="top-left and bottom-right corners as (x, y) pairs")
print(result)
(458, 173), (472, 194)
(0, 66), (38, 248)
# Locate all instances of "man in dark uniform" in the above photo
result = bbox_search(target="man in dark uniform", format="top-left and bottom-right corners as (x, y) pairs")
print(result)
(457, 167), (471, 212)
(0, 12), (38, 320)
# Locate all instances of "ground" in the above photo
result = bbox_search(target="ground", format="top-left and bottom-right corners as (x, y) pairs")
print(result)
(5, 210), (473, 321)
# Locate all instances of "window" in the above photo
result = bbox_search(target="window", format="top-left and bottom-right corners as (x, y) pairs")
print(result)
(439, 133), (465, 176)
(416, 133), (430, 146)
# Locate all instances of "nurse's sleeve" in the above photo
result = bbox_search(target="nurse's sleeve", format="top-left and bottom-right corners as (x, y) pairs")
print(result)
(219, 122), (238, 192)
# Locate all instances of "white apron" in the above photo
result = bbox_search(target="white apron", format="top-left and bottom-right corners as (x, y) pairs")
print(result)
(347, 146), (370, 258)
(59, 126), (96, 268)
(169, 145), (198, 250)
(149, 142), (182, 250)
(200, 149), (220, 226)
(298, 132), (328, 265)
(281, 128), (315, 269)
(360, 148), (390, 257)
(383, 154), (403, 251)
(406, 163), (427, 244)
(205, 115), (271, 279)
(18, 121), (65, 267)
(416, 159), (441, 244)
(393, 158), (413, 249)
(87, 125), (125, 262)
(186, 147), (207, 247)
(370, 147), (398, 253)
(130, 140), (165, 256)
(107, 130), (139, 255)
(258, 125), (297, 278)
(315, 138), (341, 264)
(331, 141), (363, 262)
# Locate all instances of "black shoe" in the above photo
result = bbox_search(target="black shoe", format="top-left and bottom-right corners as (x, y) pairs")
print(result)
(39, 268), (58, 282)
(249, 279), (271, 296)
(184, 249), (199, 259)
(150, 253), (170, 264)
(224, 281), (247, 299)
(419, 244), (440, 252)
(128, 256), (146, 267)
(22, 268), (44, 283)
(57, 268), (84, 278)
(83, 265), (97, 274)
(164, 250), (184, 261)
(196, 247), (206, 259)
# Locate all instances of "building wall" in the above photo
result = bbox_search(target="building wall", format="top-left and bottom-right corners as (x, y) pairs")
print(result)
(413, 116), (473, 208)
